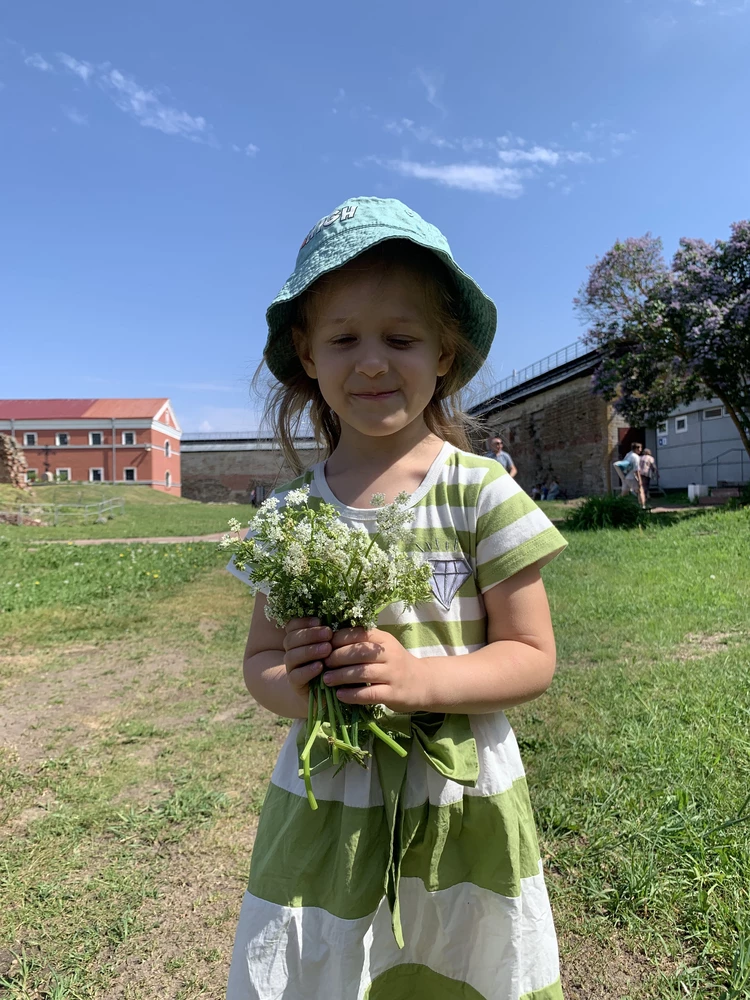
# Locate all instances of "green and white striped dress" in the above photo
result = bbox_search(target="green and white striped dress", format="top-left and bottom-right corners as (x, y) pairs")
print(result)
(227, 443), (567, 1000)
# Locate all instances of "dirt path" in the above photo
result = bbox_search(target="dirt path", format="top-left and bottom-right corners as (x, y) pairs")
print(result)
(43, 532), (228, 545)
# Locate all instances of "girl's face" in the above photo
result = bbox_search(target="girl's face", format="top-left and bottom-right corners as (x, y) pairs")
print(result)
(298, 264), (454, 441)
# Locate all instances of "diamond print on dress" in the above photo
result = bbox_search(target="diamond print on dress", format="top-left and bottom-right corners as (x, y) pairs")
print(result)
(428, 556), (473, 609)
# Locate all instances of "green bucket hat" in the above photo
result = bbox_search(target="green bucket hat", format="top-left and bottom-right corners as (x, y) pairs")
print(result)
(264, 196), (497, 389)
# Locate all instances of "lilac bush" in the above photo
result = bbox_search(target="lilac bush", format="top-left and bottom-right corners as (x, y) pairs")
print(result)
(575, 222), (750, 459)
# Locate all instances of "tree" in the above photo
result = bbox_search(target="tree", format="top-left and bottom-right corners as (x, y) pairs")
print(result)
(575, 221), (750, 461)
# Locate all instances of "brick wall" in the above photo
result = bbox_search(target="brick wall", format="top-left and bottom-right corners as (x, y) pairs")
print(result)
(481, 374), (629, 497)
(181, 446), (318, 503)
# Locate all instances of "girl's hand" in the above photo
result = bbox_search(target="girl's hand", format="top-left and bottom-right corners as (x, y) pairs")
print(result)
(322, 627), (431, 714)
(283, 618), (332, 697)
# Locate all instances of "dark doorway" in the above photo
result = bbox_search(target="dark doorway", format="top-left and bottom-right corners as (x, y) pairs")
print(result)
(618, 427), (646, 459)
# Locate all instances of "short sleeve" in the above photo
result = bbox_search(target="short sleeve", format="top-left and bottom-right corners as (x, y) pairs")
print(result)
(475, 466), (567, 593)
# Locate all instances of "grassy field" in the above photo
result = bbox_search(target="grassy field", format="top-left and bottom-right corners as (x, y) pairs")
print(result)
(1, 507), (749, 998)
(0, 483), (253, 541)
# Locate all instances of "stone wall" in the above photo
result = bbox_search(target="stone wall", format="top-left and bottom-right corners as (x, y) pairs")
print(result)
(181, 444), (319, 503)
(480, 374), (629, 497)
(0, 434), (29, 489)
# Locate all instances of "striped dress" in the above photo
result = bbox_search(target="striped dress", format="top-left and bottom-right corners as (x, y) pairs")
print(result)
(227, 443), (567, 1000)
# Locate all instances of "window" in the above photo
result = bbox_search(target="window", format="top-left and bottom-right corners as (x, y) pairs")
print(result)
(56, 469), (71, 482)
(122, 431), (136, 445)
(89, 431), (103, 446)
(26, 469), (38, 482)
(656, 422), (668, 436)
(165, 471), (172, 488)
(164, 440), (170, 458)
(24, 432), (37, 446)
(124, 468), (136, 482)
(675, 416), (688, 433)
(56, 433), (70, 446)
(703, 407), (724, 420)
(89, 468), (104, 482)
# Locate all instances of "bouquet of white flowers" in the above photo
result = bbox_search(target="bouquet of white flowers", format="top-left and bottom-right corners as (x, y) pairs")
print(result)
(220, 486), (433, 809)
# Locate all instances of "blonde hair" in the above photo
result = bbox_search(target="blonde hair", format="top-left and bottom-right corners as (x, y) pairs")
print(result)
(258, 241), (484, 475)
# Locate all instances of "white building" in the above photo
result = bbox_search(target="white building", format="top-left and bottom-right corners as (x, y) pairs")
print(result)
(645, 398), (748, 489)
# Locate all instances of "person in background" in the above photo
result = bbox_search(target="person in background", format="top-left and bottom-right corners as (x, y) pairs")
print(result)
(619, 442), (645, 508)
(546, 478), (561, 501)
(484, 435), (518, 478)
(530, 484), (542, 501)
(639, 448), (658, 500)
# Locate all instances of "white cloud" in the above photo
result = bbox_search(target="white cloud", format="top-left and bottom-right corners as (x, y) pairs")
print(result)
(25, 53), (54, 72)
(414, 68), (445, 113)
(62, 105), (88, 126)
(496, 145), (563, 166)
(244, 143), (259, 156)
(100, 67), (213, 143)
(385, 118), (454, 148)
(382, 159), (525, 197)
(58, 53), (93, 82)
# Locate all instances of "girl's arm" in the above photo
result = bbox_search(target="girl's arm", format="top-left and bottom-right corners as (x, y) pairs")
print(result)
(243, 595), (331, 719)
(323, 563), (557, 715)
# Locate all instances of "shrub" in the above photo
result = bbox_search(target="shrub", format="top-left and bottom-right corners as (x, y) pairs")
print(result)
(564, 494), (649, 531)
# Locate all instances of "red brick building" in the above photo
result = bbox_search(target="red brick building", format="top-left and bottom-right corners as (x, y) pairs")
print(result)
(0, 398), (182, 495)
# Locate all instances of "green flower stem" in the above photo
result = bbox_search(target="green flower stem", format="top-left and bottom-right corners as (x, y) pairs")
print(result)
(300, 719), (322, 811)
(333, 694), (352, 747)
(306, 685), (315, 748)
(324, 683), (340, 765)
(351, 707), (359, 748)
(367, 720), (408, 757)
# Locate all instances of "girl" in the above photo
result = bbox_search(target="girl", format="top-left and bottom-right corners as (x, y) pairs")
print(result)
(227, 197), (567, 1000)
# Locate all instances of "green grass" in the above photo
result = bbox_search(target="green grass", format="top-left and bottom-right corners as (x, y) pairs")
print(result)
(510, 506), (750, 996)
(0, 537), (231, 648)
(0, 483), (254, 540)
(0, 507), (749, 997)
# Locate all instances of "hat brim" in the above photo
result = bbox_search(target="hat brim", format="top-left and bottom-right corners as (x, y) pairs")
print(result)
(264, 231), (496, 391)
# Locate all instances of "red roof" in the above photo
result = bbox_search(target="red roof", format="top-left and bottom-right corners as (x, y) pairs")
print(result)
(0, 398), (170, 420)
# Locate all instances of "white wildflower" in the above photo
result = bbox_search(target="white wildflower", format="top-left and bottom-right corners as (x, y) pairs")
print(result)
(285, 485), (310, 508)
(227, 517), (242, 533)
(282, 541), (308, 575)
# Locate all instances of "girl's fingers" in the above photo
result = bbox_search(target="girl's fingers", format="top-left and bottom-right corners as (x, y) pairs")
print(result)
(335, 684), (388, 706)
(322, 663), (383, 686)
(283, 626), (332, 651)
(323, 641), (384, 668)
(284, 641), (331, 670)
(330, 627), (369, 648)
(287, 660), (323, 690)
(285, 617), (320, 632)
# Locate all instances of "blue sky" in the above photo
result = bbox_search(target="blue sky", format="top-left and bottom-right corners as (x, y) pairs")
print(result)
(2, 0), (749, 432)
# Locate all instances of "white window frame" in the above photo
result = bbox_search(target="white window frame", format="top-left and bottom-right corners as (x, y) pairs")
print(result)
(89, 467), (104, 483)
(56, 468), (71, 482)
(165, 471), (172, 488)
(24, 432), (37, 446)
(26, 469), (38, 482)
(675, 416), (688, 434)
(703, 406), (724, 421)
(164, 440), (170, 458)
(123, 467), (137, 482)
(656, 421), (668, 436)
(121, 431), (136, 446)
(56, 432), (70, 446)
(89, 431), (104, 446)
